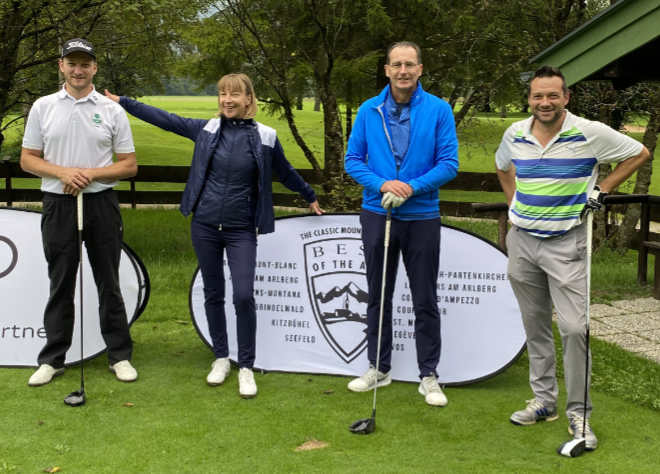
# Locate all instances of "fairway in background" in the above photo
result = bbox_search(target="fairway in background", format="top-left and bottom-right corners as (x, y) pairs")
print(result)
(2, 97), (658, 200)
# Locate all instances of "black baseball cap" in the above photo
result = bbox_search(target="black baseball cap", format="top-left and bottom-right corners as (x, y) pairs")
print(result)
(61, 38), (96, 59)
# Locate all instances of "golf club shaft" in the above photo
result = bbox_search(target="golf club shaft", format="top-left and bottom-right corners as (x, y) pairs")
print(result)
(77, 192), (84, 391)
(372, 209), (392, 415)
(583, 210), (593, 436)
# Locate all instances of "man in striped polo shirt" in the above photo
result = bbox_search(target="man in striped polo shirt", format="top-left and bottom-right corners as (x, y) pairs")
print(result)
(495, 66), (650, 450)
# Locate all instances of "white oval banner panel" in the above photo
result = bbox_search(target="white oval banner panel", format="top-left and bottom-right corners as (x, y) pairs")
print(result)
(0, 207), (149, 367)
(190, 214), (525, 385)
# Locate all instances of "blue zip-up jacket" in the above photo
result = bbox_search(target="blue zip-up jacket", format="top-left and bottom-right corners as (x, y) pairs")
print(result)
(344, 83), (458, 218)
(119, 97), (316, 234)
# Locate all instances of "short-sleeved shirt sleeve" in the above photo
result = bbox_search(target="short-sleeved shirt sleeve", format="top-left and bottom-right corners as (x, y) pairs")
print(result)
(583, 121), (644, 164)
(495, 125), (516, 171)
(22, 100), (45, 151)
(111, 106), (135, 154)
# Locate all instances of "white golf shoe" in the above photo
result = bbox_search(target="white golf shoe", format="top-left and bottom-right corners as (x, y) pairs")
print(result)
(238, 368), (257, 398)
(110, 360), (138, 382)
(418, 375), (448, 406)
(347, 367), (392, 392)
(207, 357), (231, 386)
(28, 364), (64, 386)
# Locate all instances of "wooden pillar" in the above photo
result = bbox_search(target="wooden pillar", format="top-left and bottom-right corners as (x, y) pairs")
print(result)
(498, 210), (508, 252)
(637, 201), (650, 284)
(130, 179), (136, 209)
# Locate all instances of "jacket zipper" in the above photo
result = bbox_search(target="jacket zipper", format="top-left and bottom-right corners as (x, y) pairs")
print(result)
(250, 125), (263, 235)
(376, 104), (401, 211)
(376, 104), (396, 164)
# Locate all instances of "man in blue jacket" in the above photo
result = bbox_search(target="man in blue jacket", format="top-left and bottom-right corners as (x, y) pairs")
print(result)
(344, 41), (458, 406)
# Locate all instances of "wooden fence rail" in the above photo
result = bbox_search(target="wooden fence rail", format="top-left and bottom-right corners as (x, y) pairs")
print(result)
(2, 161), (506, 217)
(3, 159), (658, 225)
(5, 159), (656, 297)
(3, 160), (658, 295)
(473, 195), (660, 299)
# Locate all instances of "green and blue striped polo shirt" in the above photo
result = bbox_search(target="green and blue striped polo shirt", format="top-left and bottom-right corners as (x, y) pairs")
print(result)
(495, 111), (643, 238)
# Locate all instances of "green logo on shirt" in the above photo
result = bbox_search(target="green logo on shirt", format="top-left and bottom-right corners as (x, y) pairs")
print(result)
(92, 113), (102, 125)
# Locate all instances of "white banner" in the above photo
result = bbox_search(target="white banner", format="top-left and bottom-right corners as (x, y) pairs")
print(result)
(0, 208), (149, 367)
(190, 214), (524, 385)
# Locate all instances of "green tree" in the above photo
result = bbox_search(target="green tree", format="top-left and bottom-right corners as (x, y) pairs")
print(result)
(413, 0), (606, 125)
(179, 0), (620, 211)
(0, 0), (207, 155)
(185, 0), (385, 209)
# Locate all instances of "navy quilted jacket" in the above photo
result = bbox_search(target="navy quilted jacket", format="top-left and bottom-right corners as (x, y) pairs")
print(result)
(119, 97), (316, 234)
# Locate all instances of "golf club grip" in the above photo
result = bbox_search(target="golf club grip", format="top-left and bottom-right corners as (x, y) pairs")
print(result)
(384, 216), (392, 248)
(77, 193), (83, 231)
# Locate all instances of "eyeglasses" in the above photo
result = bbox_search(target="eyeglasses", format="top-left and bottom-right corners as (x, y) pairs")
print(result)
(388, 62), (419, 70)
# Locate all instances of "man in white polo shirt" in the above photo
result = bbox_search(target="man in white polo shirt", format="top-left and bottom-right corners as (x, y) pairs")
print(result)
(21, 38), (139, 386)
(496, 65), (650, 451)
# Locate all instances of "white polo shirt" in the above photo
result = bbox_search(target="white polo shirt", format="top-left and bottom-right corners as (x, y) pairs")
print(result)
(22, 86), (135, 194)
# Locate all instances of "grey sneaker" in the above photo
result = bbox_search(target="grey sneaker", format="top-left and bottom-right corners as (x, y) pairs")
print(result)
(347, 367), (391, 392)
(510, 399), (558, 425)
(568, 414), (598, 450)
(418, 375), (448, 406)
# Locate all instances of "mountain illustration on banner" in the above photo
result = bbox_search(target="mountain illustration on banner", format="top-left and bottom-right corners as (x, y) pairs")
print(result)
(315, 281), (368, 324)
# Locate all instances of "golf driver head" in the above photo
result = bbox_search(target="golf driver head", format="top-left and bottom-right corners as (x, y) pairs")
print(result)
(349, 417), (375, 434)
(557, 437), (586, 457)
(64, 390), (86, 407)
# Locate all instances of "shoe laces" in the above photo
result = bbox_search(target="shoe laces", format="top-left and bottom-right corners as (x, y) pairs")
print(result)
(421, 375), (441, 393)
(213, 358), (228, 370)
(570, 414), (592, 435)
(239, 368), (253, 384)
(525, 398), (546, 412)
(362, 367), (382, 384)
(114, 360), (135, 373)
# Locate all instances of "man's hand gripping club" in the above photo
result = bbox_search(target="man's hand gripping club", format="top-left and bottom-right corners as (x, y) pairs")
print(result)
(380, 179), (412, 210)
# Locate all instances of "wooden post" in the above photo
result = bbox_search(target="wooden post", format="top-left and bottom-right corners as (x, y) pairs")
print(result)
(498, 210), (508, 252)
(637, 200), (650, 284)
(6, 173), (12, 207)
(130, 179), (136, 209)
(2, 159), (13, 207)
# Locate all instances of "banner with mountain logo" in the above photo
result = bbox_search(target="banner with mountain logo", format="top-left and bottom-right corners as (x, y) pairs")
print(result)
(190, 214), (524, 385)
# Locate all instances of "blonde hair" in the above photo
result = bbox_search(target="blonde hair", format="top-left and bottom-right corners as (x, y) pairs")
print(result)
(216, 73), (257, 119)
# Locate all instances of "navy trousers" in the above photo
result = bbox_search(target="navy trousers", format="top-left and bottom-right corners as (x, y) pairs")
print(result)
(191, 219), (257, 368)
(38, 190), (132, 368)
(360, 210), (441, 378)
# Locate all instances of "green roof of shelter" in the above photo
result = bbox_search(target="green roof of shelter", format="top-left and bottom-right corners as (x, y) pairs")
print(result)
(531, 0), (660, 88)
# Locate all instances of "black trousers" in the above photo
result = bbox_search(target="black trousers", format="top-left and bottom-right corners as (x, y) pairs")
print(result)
(360, 210), (442, 378)
(38, 190), (132, 368)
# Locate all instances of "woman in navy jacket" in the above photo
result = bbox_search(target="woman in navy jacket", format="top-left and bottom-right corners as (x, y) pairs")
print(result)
(105, 74), (322, 398)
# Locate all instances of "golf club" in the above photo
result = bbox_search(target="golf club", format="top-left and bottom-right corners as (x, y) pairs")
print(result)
(557, 210), (593, 457)
(64, 192), (86, 407)
(350, 209), (392, 434)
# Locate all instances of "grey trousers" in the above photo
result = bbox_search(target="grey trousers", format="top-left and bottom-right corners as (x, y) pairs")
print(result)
(506, 223), (592, 418)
